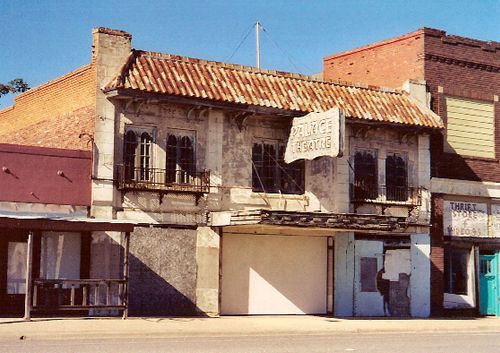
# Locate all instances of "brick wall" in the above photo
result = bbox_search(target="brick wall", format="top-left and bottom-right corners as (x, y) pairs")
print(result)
(323, 31), (425, 88)
(0, 65), (96, 150)
(324, 28), (500, 183)
(430, 193), (444, 315)
(425, 32), (500, 182)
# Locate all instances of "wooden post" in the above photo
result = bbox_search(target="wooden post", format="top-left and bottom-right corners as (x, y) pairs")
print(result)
(23, 231), (34, 321)
(122, 231), (130, 319)
(474, 245), (481, 315)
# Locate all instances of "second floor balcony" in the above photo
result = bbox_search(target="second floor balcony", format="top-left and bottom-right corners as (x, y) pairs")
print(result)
(115, 165), (210, 194)
(349, 181), (422, 213)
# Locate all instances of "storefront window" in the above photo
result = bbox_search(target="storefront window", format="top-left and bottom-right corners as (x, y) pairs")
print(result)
(444, 247), (470, 295)
(7, 242), (27, 294)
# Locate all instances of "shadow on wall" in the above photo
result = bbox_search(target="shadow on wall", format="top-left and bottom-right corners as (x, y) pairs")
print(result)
(127, 227), (208, 317)
(431, 134), (482, 181)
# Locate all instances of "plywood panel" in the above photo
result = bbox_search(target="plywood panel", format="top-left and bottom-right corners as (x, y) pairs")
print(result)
(221, 234), (327, 315)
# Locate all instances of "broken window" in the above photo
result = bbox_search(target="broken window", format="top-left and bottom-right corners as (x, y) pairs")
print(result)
(444, 247), (470, 295)
(353, 150), (378, 200)
(386, 153), (408, 201)
(166, 131), (196, 184)
(252, 140), (304, 194)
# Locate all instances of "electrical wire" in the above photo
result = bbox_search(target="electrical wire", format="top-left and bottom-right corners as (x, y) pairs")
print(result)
(226, 23), (255, 62)
(261, 25), (314, 73)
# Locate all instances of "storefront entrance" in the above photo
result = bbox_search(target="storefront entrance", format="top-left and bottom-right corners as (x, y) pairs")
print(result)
(479, 253), (499, 316)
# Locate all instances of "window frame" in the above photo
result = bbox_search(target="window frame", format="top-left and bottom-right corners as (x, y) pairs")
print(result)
(385, 151), (408, 201)
(252, 139), (304, 195)
(165, 129), (196, 185)
(123, 126), (156, 182)
(444, 246), (471, 296)
(352, 149), (378, 200)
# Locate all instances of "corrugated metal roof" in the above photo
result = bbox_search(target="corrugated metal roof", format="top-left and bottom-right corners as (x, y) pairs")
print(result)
(105, 50), (443, 129)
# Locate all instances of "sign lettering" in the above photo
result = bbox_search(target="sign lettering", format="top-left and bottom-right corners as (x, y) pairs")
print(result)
(443, 201), (488, 237)
(284, 108), (344, 163)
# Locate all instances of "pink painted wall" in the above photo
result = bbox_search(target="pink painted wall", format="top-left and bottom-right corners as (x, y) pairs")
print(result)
(0, 144), (91, 206)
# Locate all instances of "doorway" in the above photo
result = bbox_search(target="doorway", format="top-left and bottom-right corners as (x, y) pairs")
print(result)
(479, 253), (499, 316)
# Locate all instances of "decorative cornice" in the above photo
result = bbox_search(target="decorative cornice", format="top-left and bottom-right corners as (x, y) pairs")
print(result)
(260, 210), (410, 232)
(425, 53), (500, 73)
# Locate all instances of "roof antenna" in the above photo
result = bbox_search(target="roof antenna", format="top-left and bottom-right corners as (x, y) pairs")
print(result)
(256, 21), (261, 69)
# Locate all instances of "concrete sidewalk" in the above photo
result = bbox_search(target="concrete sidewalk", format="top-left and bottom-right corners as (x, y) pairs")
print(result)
(0, 316), (499, 341)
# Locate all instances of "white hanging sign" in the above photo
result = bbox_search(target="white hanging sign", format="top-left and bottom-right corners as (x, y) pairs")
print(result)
(443, 200), (488, 237)
(284, 108), (345, 163)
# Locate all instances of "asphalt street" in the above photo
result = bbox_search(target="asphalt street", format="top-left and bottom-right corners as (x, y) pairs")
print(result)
(1, 331), (500, 353)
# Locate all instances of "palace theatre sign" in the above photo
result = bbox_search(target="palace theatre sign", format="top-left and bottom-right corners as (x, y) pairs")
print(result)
(284, 108), (345, 163)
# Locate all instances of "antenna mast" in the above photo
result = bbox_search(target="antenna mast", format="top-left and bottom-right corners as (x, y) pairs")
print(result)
(256, 21), (260, 69)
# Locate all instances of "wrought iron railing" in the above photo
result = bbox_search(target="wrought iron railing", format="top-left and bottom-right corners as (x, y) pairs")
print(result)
(349, 182), (422, 206)
(31, 279), (127, 311)
(115, 165), (210, 193)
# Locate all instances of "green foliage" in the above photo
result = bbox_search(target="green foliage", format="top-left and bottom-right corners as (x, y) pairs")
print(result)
(0, 78), (30, 101)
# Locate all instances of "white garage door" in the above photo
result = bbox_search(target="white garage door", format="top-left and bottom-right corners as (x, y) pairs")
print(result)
(221, 234), (327, 315)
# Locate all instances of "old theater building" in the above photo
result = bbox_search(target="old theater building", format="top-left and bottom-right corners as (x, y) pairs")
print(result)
(0, 27), (443, 318)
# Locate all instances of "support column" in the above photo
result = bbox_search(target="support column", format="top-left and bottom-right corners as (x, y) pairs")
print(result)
(410, 233), (431, 317)
(23, 231), (34, 321)
(195, 227), (220, 316)
(122, 231), (130, 320)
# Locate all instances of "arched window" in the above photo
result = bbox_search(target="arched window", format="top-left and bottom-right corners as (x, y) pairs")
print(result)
(124, 130), (138, 181)
(140, 132), (152, 181)
(179, 136), (194, 183)
(354, 151), (378, 199)
(386, 153), (407, 201)
(165, 132), (195, 184)
(166, 135), (177, 183)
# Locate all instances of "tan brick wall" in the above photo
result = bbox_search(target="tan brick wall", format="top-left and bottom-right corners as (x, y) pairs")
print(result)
(323, 31), (425, 89)
(0, 65), (96, 149)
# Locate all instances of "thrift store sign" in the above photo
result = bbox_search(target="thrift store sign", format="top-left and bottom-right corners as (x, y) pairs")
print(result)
(284, 108), (345, 163)
(443, 201), (488, 237)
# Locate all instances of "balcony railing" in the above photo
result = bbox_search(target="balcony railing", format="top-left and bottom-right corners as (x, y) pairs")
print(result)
(31, 279), (127, 312)
(350, 182), (422, 207)
(115, 165), (210, 193)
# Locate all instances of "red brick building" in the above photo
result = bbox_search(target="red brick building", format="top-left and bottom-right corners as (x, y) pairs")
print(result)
(324, 28), (500, 316)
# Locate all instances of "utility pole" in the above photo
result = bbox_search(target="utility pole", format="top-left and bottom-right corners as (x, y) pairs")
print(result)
(256, 21), (260, 69)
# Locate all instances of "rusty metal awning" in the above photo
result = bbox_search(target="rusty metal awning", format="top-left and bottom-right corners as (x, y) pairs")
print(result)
(211, 209), (412, 233)
(0, 215), (135, 232)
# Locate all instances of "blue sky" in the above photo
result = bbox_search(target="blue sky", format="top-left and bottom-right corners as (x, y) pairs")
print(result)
(1, 0), (499, 106)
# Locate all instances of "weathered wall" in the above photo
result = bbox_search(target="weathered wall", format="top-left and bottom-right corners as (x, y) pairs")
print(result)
(348, 126), (430, 221)
(128, 226), (198, 316)
(92, 27), (132, 218)
(410, 233), (431, 317)
(116, 102), (209, 223)
(195, 227), (220, 316)
(334, 232), (355, 316)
